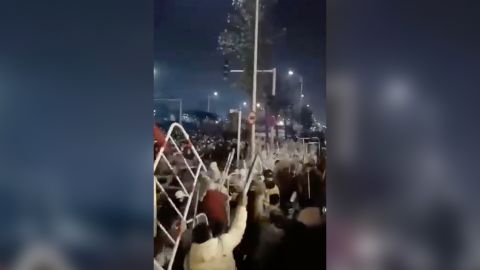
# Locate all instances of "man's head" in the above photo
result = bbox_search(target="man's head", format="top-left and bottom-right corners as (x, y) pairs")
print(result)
(269, 194), (280, 206)
(263, 169), (274, 179)
(265, 179), (276, 189)
(192, 223), (212, 244)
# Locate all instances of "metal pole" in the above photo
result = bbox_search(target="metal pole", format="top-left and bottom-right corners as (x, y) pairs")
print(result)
(179, 99), (183, 124)
(207, 95), (210, 112)
(251, 0), (260, 161)
(307, 169), (311, 199)
(272, 68), (277, 144)
(193, 185), (200, 226)
(154, 177), (157, 237)
(237, 109), (242, 168)
(299, 76), (304, 109)
(272, 68), (277, 96)
(300, 76), (304, 96)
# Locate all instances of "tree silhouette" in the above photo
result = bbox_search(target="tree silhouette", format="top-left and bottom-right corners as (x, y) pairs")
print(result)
(300, 105), (313, 130)
(218, 0), (280, 99)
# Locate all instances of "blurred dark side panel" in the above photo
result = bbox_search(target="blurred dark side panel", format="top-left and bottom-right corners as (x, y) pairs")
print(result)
(0, 0), (153, 269)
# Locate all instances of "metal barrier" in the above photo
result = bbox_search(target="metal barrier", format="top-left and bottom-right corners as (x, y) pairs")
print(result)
(297, 136), (321, 163)
(220, 149), (235, 187)
(243, 154), (262, 196)
(186, 213), (209, 226)
(154, 123), (208, 270)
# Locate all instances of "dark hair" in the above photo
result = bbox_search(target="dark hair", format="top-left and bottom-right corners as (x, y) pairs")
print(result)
(263, 169), (274, 178)
(269, 194), (280, 205)
(192, 223), (212, 244)
(210, 221), (226, 237)
(265, 180), (276, 189)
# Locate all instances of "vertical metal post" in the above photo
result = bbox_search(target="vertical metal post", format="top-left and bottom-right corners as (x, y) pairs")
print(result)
(307, 169), (311, 199)
(300, 76), (304, 96)
(251, 0), (260, 161)
(272, 68), (277, 96)
(193, 186), (200, 226)
(299, 76), (304, 109)
(179, 99), (183, 124)
(154, 177), (157, 237)
(207, 95), (210, 112)
(271, 68), (276, 148)
(237, 109), (242, 168)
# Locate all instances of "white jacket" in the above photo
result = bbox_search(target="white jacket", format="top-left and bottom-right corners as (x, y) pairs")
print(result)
(187, 206), (247, 270)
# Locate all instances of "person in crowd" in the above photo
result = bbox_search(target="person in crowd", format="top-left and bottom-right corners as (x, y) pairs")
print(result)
(155, 219), (187, 270)
(200, 188), (229, 237)
(186, 193), (248, 270)
(274, 164), (298, 214)
(154, 124), (167, 158)
(263, 206), (326, 270)
(252, 209), (286, 270)
(234, 181), (267, 270)
(263, 170), (281, 211)
(242, 141), (248, 160)
(295, 166), (324, 209)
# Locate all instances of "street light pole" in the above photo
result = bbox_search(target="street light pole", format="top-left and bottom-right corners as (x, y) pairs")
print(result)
(288, 69), (304, 109)
(207, 96), (211, 112)
(299, 76), (304, 108)
(236, 108), (242, 168)
(179, 99), (183, 124)
(272, 68), (277, 96)
(251, 0), (260, 160)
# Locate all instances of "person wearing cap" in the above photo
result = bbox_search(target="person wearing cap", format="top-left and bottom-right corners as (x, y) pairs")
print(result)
(262, 169), (281, 212)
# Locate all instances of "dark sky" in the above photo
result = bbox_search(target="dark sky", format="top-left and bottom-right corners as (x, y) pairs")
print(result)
(154, 0), (325, 122)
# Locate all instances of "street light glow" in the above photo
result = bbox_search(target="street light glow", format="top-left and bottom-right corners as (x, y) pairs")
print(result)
(288, 70), (294, 76)
(213, 91), (218, 96)
(256, 103), (261, 108)
(306, 104), (310, 108)
(243, 101), (247, 107)
(301, 94), (305, 98)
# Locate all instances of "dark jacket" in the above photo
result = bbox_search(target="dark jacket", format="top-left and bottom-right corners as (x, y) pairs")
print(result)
(264, 221), (326, 270)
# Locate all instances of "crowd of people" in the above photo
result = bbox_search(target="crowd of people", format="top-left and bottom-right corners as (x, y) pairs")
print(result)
(154, 124), (326, 270)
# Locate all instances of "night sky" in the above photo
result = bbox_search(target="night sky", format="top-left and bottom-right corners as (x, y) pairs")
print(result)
(154, 0), (325, 122)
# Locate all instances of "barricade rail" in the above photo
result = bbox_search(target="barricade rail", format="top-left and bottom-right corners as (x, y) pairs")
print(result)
(297, 136), (321, 163)
(154, 123), (208, 270)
